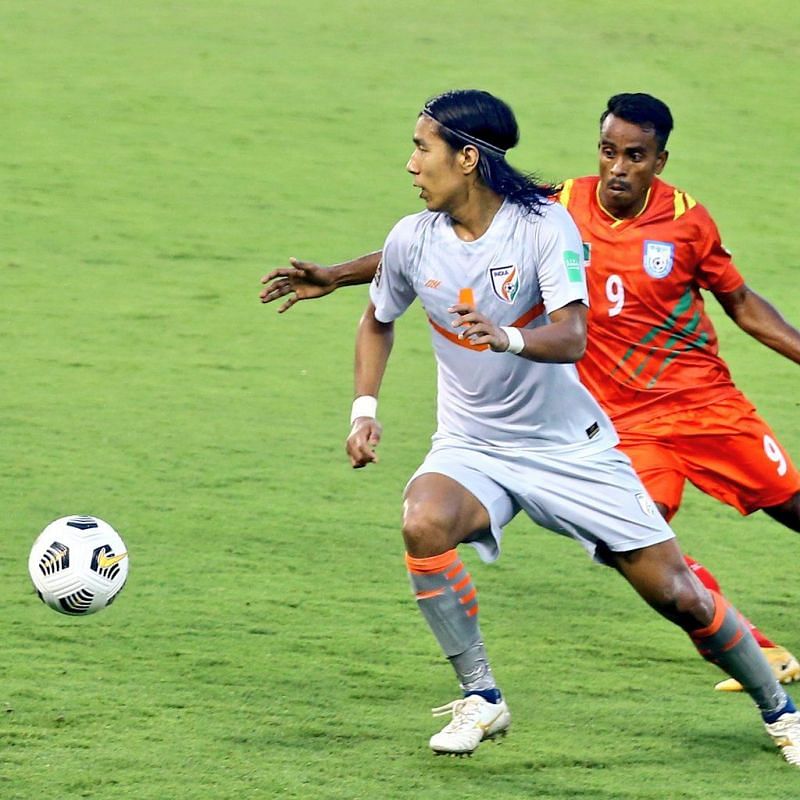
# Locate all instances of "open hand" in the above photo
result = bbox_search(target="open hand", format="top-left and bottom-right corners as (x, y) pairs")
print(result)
(260, 258), (337, 313)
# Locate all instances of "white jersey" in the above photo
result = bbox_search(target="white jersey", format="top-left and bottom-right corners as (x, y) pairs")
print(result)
(370, 199), (618, 453)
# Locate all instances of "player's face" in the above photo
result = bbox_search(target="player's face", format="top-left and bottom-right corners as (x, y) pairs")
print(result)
(597, 114), (668, 218)
(406, 115), (465, 213)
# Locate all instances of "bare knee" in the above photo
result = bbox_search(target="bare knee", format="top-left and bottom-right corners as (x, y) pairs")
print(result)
(615, 540), (715, 629)
(650, 568), (714, 628)
(402, 474), (491, 558)
(402, 501), (455, 557)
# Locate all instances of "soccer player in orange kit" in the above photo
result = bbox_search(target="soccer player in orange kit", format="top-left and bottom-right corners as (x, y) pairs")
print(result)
(260, 92), (800, 692)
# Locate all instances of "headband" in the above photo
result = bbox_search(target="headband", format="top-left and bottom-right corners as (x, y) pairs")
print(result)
(422, 108), (508, 158)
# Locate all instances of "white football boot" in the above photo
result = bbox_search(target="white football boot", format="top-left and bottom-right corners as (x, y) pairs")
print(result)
(429, 694), (511, 756)
(764, 710), (800, 768)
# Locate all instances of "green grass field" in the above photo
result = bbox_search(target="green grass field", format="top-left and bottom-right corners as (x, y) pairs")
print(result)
(2, 1), (799, 797)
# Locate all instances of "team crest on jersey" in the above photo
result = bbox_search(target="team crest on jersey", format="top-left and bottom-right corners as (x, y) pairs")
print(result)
(635, 491), (658, 517)
(373, 258), (383, 287)
(642, 240), (675, 278)
(582, 242), (591, 267)
(488, 265), (519, 304)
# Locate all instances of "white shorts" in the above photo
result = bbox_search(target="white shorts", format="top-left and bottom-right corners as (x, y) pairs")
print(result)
(407, 440), (674, 564)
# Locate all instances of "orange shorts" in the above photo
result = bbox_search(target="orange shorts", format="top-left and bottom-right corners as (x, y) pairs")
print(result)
(617, 393), (800, 520)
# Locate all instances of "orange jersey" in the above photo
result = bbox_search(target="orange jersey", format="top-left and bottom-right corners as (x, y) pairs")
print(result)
(557, 175), (745, 430)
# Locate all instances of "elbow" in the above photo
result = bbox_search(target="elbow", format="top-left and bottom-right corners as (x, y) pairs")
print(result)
(359, 303), (394, 339)
(548, 336), (584, 364)
(563, 323), (587, 363)
(549, 303), (588, 363)
(562, 338), (585, 363)
(570, 336), (587, 363)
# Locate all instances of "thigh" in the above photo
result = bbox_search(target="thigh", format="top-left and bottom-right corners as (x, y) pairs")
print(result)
(407, 445), (517, 563)
(675, 396), (800, 514)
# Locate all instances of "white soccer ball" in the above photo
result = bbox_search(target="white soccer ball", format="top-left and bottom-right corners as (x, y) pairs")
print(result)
(28, 515), (129, 615)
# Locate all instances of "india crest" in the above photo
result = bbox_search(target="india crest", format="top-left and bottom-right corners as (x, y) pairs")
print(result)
(488, 265), (519, 304)
(642, 240), (675, 278)
(635, 492), (658, 517)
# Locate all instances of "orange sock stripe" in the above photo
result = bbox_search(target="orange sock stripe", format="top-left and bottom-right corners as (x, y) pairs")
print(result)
(459, 588), (477, 606)
(445, 563), (463, 581)
(466, 604), (479, 617)
(405, 549), (459, 575)
(720, 629), (745, 653)
(415, 588), (445, 601)
(690, 591), (729, 642)
(452, 574), (472, 593)
(694, 629), (744, 660)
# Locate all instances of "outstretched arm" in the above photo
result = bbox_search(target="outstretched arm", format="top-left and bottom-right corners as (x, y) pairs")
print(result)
(346, 302), (394, 469)
(714, 284), (800, 365)
(260, 251), (383, 313)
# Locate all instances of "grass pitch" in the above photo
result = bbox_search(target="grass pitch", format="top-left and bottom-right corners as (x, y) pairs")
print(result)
(2, 1), (799, 798)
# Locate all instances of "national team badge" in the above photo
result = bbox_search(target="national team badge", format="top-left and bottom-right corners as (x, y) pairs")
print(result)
(642, 240), (675, 278)
(488, 265), (519, 304)
(635, 492), (657, 517)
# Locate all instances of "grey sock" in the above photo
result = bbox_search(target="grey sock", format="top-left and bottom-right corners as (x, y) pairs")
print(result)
(692, 594), (787, 714)
(407, 551), (496, 691)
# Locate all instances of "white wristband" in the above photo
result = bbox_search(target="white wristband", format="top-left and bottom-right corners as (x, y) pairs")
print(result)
(350, 395), (378, 423)
(500, 326), (525, 354)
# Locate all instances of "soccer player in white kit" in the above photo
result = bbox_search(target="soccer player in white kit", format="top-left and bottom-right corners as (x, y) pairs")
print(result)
(345, 90), (799, 764)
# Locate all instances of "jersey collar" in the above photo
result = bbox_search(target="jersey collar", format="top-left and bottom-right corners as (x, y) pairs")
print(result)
(595, 183), (652, 228)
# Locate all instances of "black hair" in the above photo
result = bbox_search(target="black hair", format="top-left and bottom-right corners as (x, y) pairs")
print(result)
(422, 89), (556, 215)
(600, 93), (674, 151)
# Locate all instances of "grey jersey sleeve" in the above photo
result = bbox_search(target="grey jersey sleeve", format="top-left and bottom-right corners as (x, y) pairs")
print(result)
(534, 203), (589, 315)
(369, 216), (418, 323)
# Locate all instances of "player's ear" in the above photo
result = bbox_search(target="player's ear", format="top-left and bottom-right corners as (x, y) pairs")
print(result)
(655, 149), (669, 174)
(460, 145), (480, 175)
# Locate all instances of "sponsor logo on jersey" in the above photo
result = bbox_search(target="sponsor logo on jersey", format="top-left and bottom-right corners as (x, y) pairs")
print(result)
(635, 491), (658, 517)
(582, 242), (591, 267)
(642, 240), (675, 278)
(564, 250), (582, 282)
(488, 265), (519, 304)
